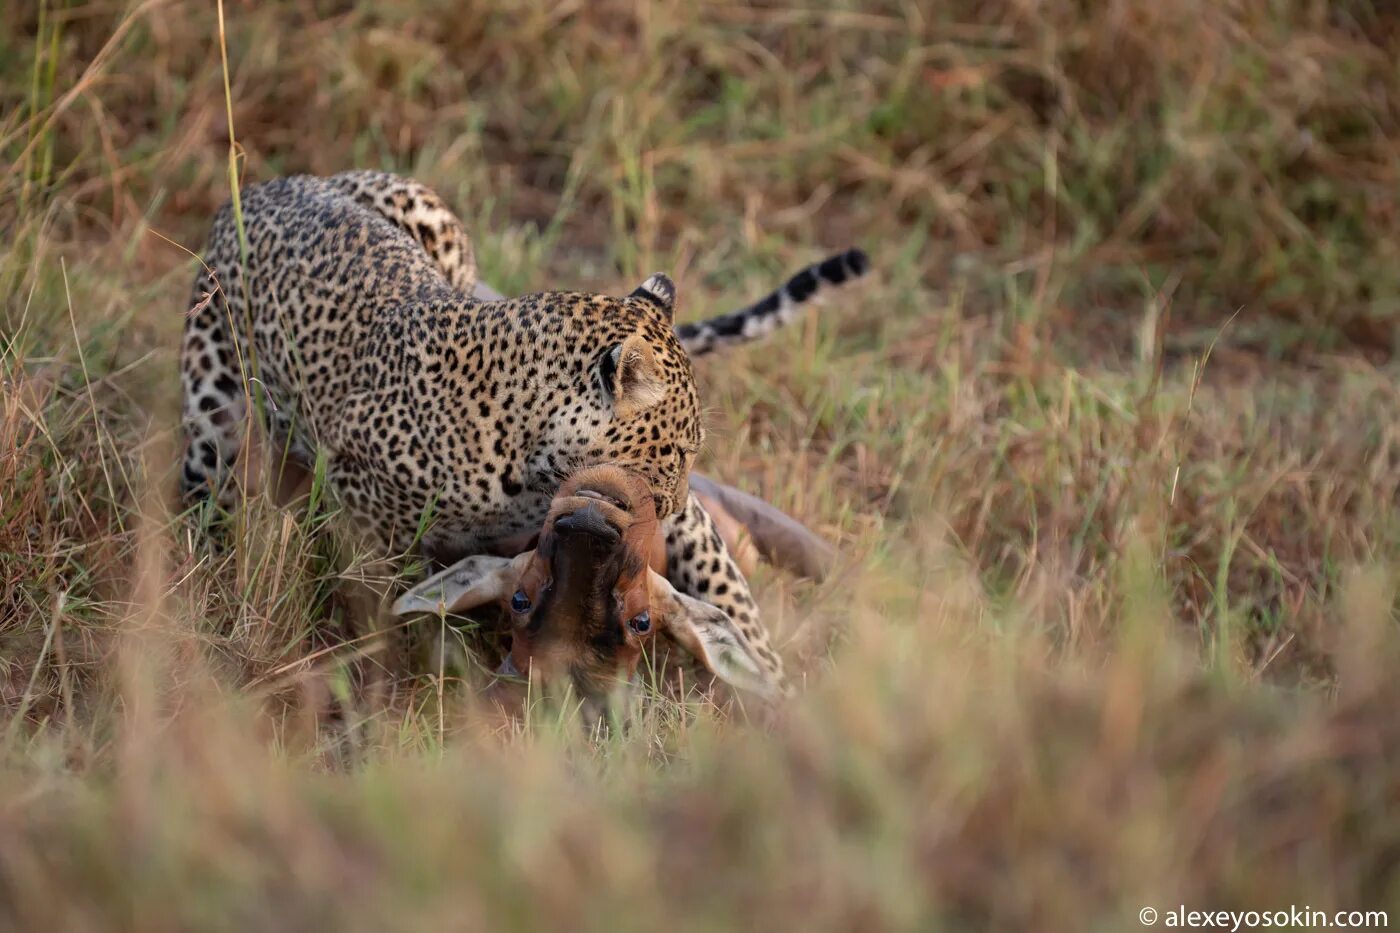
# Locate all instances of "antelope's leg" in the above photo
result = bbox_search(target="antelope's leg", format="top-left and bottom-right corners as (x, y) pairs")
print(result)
(688, 474), (836, 582)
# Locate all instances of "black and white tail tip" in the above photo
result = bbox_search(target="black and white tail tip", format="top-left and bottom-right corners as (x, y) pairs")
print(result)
(675, 248), (870, 357)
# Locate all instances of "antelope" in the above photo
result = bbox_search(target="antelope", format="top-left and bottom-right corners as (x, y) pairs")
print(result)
(392, 465), (832, 720)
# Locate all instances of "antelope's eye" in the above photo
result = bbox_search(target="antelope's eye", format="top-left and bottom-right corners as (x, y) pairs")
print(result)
(628, 611), (651, 635)
(510, 590), (531, 614)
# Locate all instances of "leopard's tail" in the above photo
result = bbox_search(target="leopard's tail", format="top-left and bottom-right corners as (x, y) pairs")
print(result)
(675, 248), (869, 357)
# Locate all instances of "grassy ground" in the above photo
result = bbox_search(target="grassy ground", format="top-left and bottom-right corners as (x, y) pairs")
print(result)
(3, 0), (1400, 928)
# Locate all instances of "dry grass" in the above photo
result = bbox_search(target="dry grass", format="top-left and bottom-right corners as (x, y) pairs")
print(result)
(3, 0), (1400, 928)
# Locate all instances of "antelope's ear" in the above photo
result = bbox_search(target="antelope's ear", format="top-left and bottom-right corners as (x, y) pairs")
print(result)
(598, 334), (666, 420)
(393, 553), (527, 616)
(629, 273), (676, 318)
(647, 569), (782, 698)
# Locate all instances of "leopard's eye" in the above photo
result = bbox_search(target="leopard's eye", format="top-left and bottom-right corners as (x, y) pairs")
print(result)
(679, 444), (700, 473)
(628, 611), (651, 635)
(510, 590), (531, 614)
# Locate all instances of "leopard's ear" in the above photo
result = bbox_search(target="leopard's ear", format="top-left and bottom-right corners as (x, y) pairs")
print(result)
(599, 334), (667, 420)
(629, 273), (676, 320)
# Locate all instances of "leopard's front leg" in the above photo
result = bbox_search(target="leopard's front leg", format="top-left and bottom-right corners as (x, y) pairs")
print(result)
(663, 492), (790, 693)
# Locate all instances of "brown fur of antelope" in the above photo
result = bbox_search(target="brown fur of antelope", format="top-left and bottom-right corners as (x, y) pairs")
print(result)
(392, 465), (832, 718)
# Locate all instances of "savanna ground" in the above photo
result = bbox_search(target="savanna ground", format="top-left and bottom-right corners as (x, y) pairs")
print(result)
(3, 1), (1400, 929)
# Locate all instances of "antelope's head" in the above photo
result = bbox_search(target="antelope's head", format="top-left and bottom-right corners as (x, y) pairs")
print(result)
(394, 466), (778, 719)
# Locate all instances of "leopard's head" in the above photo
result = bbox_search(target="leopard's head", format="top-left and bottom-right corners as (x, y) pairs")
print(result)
(545, 274), (703, 520)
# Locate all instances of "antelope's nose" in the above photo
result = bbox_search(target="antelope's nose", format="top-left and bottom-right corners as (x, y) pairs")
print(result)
(553, 505), (620, 544)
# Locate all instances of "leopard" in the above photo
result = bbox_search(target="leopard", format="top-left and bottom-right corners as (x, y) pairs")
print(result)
(179, 170), (868, 695)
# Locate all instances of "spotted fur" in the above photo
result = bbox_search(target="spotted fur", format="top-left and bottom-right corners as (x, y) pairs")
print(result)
(323, 171), (478, 293)
(676, 248), (870, 356)
(178, 171), (810, 689)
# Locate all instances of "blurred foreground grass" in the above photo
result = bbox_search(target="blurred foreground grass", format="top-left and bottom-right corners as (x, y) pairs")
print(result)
(3, 0), (1400, 928)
